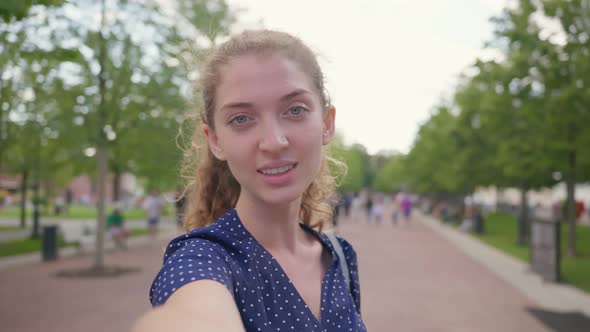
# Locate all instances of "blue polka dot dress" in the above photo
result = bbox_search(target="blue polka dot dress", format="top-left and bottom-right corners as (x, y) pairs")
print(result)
(150, 209), (367, 332)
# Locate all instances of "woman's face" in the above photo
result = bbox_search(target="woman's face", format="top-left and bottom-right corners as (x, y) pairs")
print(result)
(205, 53), (335, 207)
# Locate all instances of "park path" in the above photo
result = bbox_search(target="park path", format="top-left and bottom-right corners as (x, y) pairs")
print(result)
(0, 214), (555, 332)
(337, 211), (550, 332)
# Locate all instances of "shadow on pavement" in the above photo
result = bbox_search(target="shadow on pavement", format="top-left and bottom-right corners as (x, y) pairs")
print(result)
(527, 307), (590, 332)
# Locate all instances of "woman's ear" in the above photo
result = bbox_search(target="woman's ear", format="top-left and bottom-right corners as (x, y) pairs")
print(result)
(322, 105), (336, 145)
(203, 125), (226, 160)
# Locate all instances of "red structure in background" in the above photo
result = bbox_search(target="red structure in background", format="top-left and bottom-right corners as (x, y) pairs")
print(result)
(0, 173), (140, 207)
(63, 174), (140, 205)
(0, 173), (19, 192)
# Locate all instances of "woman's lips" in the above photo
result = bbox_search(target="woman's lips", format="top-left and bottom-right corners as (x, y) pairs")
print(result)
(257, 163), (298, 185)
(257, 163), (297, 175)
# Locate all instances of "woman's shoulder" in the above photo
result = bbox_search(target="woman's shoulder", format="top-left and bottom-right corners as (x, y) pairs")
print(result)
(152, 209), (248, 306)
(162, 209), (249, 262)
(325, 232), (358, 259)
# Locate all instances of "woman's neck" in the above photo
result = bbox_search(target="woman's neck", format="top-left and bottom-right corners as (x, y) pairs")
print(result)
(235, 194), (308, 253)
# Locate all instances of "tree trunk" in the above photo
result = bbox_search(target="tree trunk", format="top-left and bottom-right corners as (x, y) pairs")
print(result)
(0, 68), (6, 169)
(43, 177), (53, 215)
(30, 174), (40, 238)
(113, 167), (121, 202)
(94, 144), (107, 270)
(566, 149), (576, 257)
(30, 129), (41, 238)
(517, 186), (529, 245)
(94, 0), (108, 270)
(19, 168), (28, 228)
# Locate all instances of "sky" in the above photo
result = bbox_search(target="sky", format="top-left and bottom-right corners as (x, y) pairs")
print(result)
(223, 0), (509, 155)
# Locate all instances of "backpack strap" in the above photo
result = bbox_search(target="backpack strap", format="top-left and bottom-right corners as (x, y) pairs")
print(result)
(325, 232), (350, 293)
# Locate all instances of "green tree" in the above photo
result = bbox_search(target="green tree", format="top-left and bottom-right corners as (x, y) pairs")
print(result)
(330, 134), (365, 193)
(541, 0), (590, 256)
(1, 6), (80, 229)
(488, 0), (590, 254)
(0, 0), (65, 22)
(373, 155), (407, 193)
(403, 104), (467, 195)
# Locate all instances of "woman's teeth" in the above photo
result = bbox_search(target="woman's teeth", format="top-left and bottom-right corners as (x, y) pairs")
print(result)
(259, 164), (295, 175)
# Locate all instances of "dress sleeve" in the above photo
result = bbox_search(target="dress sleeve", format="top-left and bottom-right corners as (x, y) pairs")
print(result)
(339, 237), (362, 314)
(150, 236), (235, 306)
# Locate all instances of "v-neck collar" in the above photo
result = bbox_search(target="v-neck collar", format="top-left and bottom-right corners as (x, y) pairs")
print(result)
(230, 208), (337, 326)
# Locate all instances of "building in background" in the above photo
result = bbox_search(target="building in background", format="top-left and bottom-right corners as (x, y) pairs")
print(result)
(66, 173), (143, 207)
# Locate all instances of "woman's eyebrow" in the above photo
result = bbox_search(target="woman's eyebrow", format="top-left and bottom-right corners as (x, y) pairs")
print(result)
(219, 101), (254, 113)
(219, 89), (312, 113)
(280, 88), (312, 102)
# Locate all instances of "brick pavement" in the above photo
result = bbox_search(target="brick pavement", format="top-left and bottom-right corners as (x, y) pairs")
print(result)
(0, 234), (174, 332)
(0, 213), (561, 332)
(337, 213), (551, 332)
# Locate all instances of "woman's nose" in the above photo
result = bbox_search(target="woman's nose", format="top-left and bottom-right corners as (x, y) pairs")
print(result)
(258, 124), (289, 152)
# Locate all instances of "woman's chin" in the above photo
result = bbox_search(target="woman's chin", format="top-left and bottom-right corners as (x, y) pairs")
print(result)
(260, 191), (303, 207)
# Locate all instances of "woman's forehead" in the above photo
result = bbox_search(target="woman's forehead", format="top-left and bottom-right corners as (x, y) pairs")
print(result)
(215, 53), (317, 105)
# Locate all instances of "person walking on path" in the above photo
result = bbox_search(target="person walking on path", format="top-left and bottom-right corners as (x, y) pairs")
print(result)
(401, 194), (412, 222)
(390, 193), (400, 225)
(143, 191), (162, 236)
(372, 193), (384, 224)
(342, 192), (352, 218)
(106, 206), (127, 250)
(134, 30), (366, 332)
(351, 192), (362, 223)
(365, 192), (374, 224)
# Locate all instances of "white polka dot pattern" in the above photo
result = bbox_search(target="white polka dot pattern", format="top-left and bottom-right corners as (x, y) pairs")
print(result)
(149, 209), (367, 332)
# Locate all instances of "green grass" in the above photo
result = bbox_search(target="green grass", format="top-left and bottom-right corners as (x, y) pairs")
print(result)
(0, 227), (150, 257)
(472, 213), (590, 293)
(0, 205), (173, 220)
(0, 235), (74, 257)
(560, 223), (590, 294)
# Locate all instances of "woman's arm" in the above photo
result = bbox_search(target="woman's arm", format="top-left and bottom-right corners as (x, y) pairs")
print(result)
(132, 280), (245, 332)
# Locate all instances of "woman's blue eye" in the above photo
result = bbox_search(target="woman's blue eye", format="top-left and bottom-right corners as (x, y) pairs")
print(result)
(288, 106), (306, 116)
(231, 115), (249, 125)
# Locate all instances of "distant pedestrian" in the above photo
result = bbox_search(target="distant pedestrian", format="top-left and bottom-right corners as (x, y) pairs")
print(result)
(401, 194), (412, 222)
(107, 207), (128, 250)
(342, 192), (352, 218)
(365, 193), (374, 223)
(331, 192), (341, 227)
(351, 192), (362, 223)
(54, 196), (65, 215)
(391, 194), (399, 225)
(372, 194), (384, 224)
(576, 200), (585, 222)
(143, 191), (163, 236)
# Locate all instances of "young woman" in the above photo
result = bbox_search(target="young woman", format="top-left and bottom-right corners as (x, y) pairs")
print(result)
(134, 30), (367, 332)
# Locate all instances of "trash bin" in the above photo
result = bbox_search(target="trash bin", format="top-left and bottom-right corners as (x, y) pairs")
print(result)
(42, 225), (58, 261)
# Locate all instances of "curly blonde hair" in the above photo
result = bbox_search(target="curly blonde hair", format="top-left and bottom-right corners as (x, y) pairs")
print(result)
(181, 30), (346, 232)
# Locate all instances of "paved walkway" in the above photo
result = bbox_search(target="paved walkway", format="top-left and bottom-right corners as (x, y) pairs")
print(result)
(0, 226), (179, 332)
(1, 213), (589, 331)
(338, 213), (551, 332)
